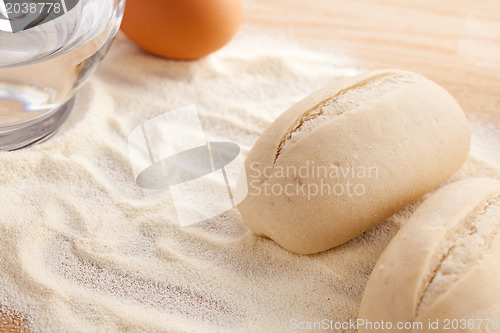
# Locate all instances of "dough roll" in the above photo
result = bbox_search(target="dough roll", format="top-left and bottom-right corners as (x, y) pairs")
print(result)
(237, 69), (470, 254)
(358, 178), (500, 332)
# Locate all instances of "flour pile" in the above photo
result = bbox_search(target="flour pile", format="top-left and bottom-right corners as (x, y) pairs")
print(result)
(0, 26), (499, 332)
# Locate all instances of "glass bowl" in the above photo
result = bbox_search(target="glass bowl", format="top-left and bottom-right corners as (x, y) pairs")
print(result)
(0, 0), (125, 150)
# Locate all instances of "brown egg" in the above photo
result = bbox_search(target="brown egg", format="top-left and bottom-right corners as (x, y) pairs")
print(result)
(121, 0), (243, 60)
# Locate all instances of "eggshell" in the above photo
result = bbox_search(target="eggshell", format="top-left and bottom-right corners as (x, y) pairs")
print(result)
(121, 0), (243, 60)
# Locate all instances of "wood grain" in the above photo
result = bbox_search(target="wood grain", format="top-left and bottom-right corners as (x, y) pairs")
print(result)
(0, 313), (28, 332)
(2, 0), (499, 330)
(245, 0), (500, 124)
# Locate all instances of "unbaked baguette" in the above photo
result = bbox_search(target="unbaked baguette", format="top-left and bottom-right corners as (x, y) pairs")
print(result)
(358, 178), (500, 332)
(237, 69), (470, 254)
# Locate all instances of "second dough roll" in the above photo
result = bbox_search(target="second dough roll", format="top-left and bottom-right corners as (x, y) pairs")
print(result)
(358, 178), (500, 332)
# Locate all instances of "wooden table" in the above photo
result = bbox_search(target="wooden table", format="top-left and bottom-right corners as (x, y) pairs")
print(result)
(1, 0), (499, 331)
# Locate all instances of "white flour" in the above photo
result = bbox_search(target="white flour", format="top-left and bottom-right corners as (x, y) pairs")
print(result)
(0, 26), (498, 332)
